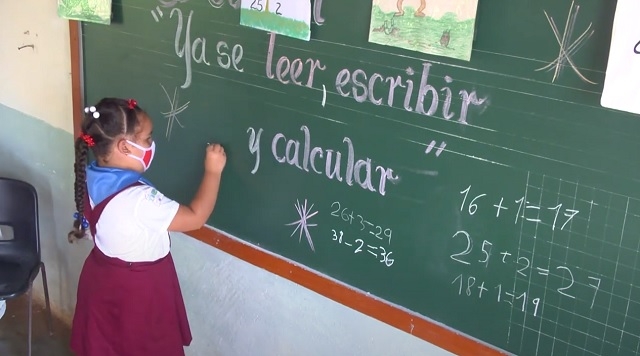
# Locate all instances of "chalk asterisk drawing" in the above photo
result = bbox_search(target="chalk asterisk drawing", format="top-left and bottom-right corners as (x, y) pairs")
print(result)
(536, 1), (596, 84)
(285, 199), (318, 252)
(160, 84), (190, 140)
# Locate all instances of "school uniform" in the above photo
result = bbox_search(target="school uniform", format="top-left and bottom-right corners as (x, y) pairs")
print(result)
(71, 162), (191, 356)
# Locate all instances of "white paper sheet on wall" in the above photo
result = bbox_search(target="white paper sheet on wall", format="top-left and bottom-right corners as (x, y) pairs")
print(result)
(240, 0), (311, 41)
(601, 0), (640, 115)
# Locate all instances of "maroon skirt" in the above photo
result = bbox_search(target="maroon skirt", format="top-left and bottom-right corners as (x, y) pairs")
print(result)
(70, 247), (192, 356)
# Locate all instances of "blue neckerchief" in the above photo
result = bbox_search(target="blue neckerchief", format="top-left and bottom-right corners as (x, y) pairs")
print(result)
(86, 161), (153, 205)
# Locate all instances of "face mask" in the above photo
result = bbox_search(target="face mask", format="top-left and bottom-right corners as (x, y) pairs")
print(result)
(126, 140), (155, 171)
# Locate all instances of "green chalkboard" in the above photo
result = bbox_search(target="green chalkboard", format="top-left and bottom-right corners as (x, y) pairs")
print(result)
(82, 0), (640, 354)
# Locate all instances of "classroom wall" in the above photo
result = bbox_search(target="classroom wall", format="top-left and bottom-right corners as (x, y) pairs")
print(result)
(0, 1), (453, 355)
(1, 1), (89, 321)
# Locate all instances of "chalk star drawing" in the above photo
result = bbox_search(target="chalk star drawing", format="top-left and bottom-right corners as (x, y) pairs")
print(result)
(536, 1), (596, 84)
(160, 84), (190, 140)
(285, 199), (318, 252)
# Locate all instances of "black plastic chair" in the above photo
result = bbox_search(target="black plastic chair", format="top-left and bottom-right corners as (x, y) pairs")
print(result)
(0, 177), (52, 356)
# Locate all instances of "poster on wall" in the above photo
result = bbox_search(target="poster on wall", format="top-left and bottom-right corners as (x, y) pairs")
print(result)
(368, 0), (479, 61)
(601, 0), (640, 114)
(240, 0), (311, 41)
(57, 0), (112, 25)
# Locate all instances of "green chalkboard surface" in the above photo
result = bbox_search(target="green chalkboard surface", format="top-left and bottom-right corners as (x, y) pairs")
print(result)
(82, 0), (640, 354)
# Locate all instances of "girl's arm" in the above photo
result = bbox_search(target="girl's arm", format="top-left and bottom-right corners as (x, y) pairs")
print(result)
(168, 144), (226, 232)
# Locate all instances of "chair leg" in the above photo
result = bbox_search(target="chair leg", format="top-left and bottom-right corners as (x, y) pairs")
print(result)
(40, 262), (53, 336)
(27, 283), (33, 356)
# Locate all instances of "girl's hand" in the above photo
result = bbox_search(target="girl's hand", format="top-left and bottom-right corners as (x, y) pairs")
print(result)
(169, 143), (226, 232)
(205, 143), (226, 174)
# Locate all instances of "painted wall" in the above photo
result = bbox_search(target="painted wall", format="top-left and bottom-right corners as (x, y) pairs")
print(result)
(1, 0), (88, 321)
(0, 1), (453, 355)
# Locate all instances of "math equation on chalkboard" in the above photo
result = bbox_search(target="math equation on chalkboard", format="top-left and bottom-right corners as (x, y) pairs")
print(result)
(448, 181), (599, 318)
(328, 201), (395, 267)
(445, 171), (640, 354)
(283, 199), (396, 268)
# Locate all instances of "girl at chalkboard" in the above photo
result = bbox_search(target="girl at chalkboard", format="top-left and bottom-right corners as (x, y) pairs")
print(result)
(68, 98), (226, 356)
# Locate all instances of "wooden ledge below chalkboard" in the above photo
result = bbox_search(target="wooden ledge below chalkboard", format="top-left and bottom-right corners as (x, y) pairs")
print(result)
(189, 226), (507, 356)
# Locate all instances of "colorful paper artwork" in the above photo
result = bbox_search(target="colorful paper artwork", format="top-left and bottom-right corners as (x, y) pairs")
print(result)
(57, 0), (112, 25)
(368, 0), (479, 61)
(240, 0), (311, 41)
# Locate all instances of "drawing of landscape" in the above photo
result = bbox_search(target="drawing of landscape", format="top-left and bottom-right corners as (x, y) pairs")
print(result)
(57, 0), (112, 25)
(368, 0), (478, 61)
(240, 0), (311, 41)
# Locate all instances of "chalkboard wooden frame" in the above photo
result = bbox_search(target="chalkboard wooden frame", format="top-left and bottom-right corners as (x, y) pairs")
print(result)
(68, 19), (504, 356)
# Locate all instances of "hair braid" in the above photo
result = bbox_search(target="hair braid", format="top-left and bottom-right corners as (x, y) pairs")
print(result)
(68, 136), (89, 242)
(69, 98), (147, 242)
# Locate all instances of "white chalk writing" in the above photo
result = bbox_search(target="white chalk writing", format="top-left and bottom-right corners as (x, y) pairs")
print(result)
(329, 200), (394, 267)
(448, 229), (603, 316)
(335, 63), (487, 124)
(247, 127), (263, 174)
(266, 33), (326, 88)
(247, 125), (400, 196)
(159, 6), (487, 128)
(171, 8), (209, 89)
(459, 184), (580, 230)
(452, 274), (542, 316)
(163, 8), (245, 89)
(216, 41), (244, 72)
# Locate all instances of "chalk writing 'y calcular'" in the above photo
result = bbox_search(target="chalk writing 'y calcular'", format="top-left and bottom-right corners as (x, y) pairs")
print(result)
(248, 125), (400, 196)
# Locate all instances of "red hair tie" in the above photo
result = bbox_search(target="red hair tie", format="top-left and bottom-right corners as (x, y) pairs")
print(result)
(81, 134), (95, 147)
(127, 99), (137, 109)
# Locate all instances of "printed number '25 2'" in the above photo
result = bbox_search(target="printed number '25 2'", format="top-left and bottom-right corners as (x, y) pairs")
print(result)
(251, 0), (283, 15)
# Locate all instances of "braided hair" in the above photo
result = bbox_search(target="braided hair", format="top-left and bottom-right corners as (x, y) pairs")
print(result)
(68, 98), (144, 242)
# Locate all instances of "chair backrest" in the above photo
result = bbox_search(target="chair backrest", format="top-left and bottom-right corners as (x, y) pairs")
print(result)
(0, 177), (40, 264)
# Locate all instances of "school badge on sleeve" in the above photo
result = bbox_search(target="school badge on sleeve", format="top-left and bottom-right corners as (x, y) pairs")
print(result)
(145, 188), (164, 206)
